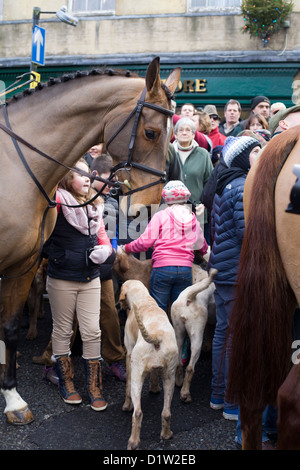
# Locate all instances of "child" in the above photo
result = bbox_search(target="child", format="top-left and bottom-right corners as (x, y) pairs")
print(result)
(122, 180), (208, 312)
(90, 154), (126, 382)
(46, 158), (112, 411)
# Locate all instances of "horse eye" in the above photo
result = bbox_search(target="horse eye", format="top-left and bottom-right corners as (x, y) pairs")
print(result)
(145, 129), (156, 140)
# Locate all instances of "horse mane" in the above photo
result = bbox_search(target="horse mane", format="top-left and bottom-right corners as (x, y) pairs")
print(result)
(7, 66), (174, 105)
(226, 127), (299, 411)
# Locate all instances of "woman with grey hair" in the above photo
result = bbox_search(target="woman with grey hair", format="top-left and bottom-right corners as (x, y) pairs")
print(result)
(171, 117), (213, 244)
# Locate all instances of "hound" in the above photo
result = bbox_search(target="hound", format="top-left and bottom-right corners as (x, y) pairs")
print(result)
(119, 279), (178, 450)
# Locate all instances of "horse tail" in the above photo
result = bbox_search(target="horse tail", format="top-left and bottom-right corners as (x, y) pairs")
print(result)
(226, 128), (299, 411)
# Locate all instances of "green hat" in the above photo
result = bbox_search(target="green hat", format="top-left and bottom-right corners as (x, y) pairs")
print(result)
(269, 104), (300, 136)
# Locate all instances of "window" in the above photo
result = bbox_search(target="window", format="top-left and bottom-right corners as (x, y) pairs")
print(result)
(70, 0), (116, 14)
(188, 0), (241, 11)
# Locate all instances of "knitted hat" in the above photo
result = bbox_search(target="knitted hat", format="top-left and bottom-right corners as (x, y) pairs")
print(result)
(250, 96), (271, 111)
(269, 104), (300, 135)
(222, 136), (261, 171)
(162, 180), (191, 204)
(203, 104), (221, 119)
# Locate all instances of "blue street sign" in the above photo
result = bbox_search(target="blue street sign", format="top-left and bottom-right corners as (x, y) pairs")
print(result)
(32, 25), (45, 66)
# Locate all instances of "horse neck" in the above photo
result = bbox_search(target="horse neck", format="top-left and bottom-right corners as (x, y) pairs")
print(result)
(7, 75), (145, 191)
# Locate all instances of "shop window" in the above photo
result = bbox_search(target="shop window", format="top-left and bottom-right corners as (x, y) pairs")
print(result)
(70, 0), (116, 14)
(188, 0), (241, 11)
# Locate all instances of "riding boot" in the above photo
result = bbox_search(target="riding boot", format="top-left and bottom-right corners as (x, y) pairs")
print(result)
(54, 354), (82, 405)
(83, 358), (107, 411)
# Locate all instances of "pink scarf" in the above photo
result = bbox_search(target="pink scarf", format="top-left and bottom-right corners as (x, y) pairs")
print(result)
(57, 188), (103, 236)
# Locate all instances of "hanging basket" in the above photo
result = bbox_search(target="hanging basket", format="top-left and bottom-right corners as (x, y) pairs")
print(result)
(241, 0), (293, 45)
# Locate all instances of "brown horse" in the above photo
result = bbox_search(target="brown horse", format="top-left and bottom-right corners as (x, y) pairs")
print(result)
(226, 125), (300, 449)
(0, 57), (181, 424)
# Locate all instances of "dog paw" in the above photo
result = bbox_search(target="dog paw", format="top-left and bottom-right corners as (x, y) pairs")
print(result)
(180, 393), (192, 403)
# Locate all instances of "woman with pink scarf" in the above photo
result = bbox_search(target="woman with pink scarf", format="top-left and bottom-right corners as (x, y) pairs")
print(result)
(46, 158), (112, 411)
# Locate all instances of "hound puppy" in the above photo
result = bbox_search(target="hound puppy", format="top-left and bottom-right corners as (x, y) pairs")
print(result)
(113, 248), (152, 289)
(119, 280), (178, 450)
(171, 269), (217, 403)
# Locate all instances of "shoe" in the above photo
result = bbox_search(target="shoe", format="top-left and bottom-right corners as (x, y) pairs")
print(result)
(223, 408), (239, 420)
(43, 366), (59, 386)
(83, 358), (108, 411)
(54, 355), (82, 405)
(109, 361), (127, 382)
(210, 397), (224, 410)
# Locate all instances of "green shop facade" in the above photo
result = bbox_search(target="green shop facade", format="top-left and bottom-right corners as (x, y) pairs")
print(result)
(0, 59), (299, 118)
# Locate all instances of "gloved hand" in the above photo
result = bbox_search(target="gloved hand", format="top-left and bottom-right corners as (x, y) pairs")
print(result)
(195, 203), (205, 217)
(89, 245), (112, 265)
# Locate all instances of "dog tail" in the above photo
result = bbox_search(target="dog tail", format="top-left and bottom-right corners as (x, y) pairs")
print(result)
(132, 302), (161, 347)
(186, 268), (217, 305)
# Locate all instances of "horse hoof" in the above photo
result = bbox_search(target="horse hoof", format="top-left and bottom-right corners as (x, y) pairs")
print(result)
(5, 407), (34, 425)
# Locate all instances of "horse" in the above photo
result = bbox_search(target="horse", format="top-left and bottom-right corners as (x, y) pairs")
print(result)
(0, 57), (181, 425)
(226, 125), (300, 449)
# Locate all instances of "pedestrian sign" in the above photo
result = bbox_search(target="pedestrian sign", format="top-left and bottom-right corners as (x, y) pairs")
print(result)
(32, 25), (45, 66)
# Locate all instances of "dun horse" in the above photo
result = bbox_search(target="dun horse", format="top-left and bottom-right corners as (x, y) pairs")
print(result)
(0, 57), (181, 424)
(226, 125), (300, 449)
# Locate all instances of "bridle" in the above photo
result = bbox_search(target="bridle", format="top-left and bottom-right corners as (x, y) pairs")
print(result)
(0, 85), (174, 279)
(106, 87), (174, 195)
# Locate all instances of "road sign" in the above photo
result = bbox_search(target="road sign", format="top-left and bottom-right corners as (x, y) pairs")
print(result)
(32, 25), (45, 66)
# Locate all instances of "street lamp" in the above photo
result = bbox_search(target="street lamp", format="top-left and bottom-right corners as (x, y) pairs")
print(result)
(31, 5), (78, 74)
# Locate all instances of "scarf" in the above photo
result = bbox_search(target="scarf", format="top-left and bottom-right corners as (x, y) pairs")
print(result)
(216, 167), (247, 196)
(173, 139), (198, 164)
(57, 188), (103, 236)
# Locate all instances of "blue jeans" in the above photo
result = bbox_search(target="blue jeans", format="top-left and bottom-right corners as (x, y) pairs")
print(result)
(150, 266), (192, 313)
(211, 283), (237, 410)
(236, 405), (278, 445)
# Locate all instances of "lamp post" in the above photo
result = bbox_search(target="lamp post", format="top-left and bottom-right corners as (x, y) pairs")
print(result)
(31, 5), (78, 76)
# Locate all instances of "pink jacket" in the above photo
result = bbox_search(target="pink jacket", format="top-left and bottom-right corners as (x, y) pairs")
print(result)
(125, 205), (207, 268)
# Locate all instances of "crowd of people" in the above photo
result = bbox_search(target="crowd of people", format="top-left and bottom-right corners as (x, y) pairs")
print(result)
(37, 94), (300, 449)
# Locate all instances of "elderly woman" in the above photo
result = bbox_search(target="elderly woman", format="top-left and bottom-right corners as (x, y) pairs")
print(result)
(171, 117), (214, 243)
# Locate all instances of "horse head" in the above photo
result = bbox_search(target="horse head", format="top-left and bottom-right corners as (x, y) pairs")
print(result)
(104, 57), (181, 217)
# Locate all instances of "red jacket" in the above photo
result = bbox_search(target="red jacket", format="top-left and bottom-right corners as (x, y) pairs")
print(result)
(208, 127), (227, 147)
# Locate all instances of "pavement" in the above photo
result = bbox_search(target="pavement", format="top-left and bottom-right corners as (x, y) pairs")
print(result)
(0, 298), (239, 455)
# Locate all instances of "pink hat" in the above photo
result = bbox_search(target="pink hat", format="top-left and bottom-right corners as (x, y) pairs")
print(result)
(162, 180), (191, 204)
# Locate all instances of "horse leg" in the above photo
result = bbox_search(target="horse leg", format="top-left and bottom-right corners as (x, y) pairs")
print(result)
(240, 405), (263, 450)
(277, 362), (300, 450)
(0, 270), (36, 425)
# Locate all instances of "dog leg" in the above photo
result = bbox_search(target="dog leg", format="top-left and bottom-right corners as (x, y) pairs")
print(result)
(180, 317), (206, 403)
(173, 321), (185, 388)
(122, 353), (133, 411)
(127, 368), (146, 450)
(160, 368), (176, 440)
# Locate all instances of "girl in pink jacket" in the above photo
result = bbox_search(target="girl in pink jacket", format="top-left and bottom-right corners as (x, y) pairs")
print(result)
(124, 180), (208, 312)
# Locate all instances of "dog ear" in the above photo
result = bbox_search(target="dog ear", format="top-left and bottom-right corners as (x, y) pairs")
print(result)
(119, 287), (127, 309)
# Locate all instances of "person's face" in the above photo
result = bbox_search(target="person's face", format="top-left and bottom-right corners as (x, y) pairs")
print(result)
(224, 104), (240, 125)
(249, 146), (261, 167)
(252, 102), (270, 119)
(210, 114), (220, 130)
(181, 105), (194, 118)
(249, 118), (262, 131)
(72, 161), (90, 195)
(176, 125), (194, 147)
(89, 144), (103, 158)
(92, 171), (112, 195)
(282, 111), (300, 129)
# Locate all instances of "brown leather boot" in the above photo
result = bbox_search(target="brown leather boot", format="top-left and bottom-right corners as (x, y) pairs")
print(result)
(83, 358), (107, 411)
(54, 355), (82, 405)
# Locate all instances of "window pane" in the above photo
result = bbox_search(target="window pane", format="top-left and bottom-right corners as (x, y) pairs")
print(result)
(190, 0), (240, 8)
(72, 0), (115, 11)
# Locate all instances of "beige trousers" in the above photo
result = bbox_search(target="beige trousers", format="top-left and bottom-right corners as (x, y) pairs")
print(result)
(46, 276), (101, 359)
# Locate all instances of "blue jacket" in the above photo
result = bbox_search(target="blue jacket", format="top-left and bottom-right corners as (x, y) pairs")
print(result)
(209, 175), (246, 285)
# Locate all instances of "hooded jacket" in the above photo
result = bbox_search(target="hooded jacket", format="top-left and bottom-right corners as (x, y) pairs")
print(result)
(124, 204), (207, 268)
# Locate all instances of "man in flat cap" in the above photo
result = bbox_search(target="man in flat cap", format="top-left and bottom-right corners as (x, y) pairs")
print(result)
(269, 104), (300, 137)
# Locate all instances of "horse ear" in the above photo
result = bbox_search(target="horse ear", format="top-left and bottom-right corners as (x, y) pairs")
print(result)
(145, 57), (161, 95)
(164, 67), (181, 95)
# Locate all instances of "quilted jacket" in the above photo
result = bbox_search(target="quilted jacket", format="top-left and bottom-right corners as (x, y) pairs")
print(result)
(209, 175), (246, 285)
